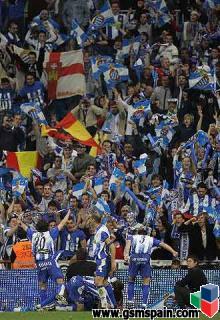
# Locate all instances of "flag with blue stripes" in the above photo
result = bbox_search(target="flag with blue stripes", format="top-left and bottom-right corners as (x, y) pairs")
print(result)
(71, 19), (88, 47)
(122, 38), (131, 56)
(132, 36), (141, 55)
(196, 130), (210, 147)
(155, 121), (175, 149)
(72, 182), (85, 198)
(31, 169), (43, 180)
(189, 66), (215, 91)
(20, 102), (48, 125)
(133, 58), (144, 81)
(146, 186), (162, 205)
(131, 99), (151, 125)
(147, 133), (162, 154)
(12, 174), (28, 197)
(103, 63), (129, 88)
(93, 177), (104, 195)
(94, 198), (111, 215)
(90, 56), (113, 80)
(149, 0), (171, 27)
(47, 138), (63, 156)
(90, 0), (114, 30)
(133, 158), (147, 176)
(109, 168), (125, 192)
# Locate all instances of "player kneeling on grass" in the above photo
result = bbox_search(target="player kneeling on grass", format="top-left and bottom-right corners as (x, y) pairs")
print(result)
(18, 210), (71, 309)
(124, 225), (178, 308)
(64, 275), (123, 311)
(89, 213), (117, 309)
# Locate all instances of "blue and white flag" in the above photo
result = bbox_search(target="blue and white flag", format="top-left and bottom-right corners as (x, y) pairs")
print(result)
(196, 130), (210, 147)
(149, 0), (171, 27)
(147, 133), (162, 154)
(132, 36), (141, 55)
(121, 38), (131, 56)
(90, 0), (114, 30)
(131, 99), (151, 125)
(133, 58), (144, 81)
(94, 198), (111, 215)
(146, 186), (162, 205)
(155, 121), (175, 149)
(109, 168), (125, 192)
(133, 99), (151, 110)
(103, 63), (129, 88)
(20, 102), (48, 125)
(71, 19), (88, 46)
(72, 182), (85, 198)
(31, 169), (43, 180)
(133, 155), (148, 176)
(12, 175), (28, 197)
(47, 137), (63, 156)
(90, 56), (113, 80)
(93, 177), (104, 195)
(189, 66), (215, 91)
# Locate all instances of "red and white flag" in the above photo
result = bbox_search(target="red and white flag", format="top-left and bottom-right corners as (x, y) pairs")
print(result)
(43, 50), (86, 100)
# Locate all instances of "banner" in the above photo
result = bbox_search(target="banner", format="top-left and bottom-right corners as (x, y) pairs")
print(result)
(6, 151), (41, 178)
(43, 50), (86, 100)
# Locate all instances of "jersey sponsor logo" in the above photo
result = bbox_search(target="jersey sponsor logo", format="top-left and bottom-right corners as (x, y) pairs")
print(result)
(38, 260), (52, 269)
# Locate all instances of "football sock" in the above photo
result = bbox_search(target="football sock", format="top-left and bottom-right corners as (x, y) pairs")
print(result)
(143, 284), (150, 305)
(128, 281), (134, 301)
(56, 283), (65, 296)
(97, 286), (108, 308)
(40, 288), (47, 305)
(105, 283), (117, 307)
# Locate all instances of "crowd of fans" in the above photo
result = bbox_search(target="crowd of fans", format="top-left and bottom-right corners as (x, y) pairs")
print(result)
(0, 0), (220, 269)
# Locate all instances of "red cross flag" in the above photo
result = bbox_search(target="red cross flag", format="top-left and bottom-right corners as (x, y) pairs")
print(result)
(44, 50), (86, 100)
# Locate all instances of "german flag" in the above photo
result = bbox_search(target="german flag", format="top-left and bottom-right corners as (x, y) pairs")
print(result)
(57, 112), (99, 148)
(6, 151), (42, 178)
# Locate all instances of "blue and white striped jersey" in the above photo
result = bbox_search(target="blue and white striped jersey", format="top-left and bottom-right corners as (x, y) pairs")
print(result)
(27, 227), (59, 261)
(128, 234), (161, 262)
(93, 224), (110, 260)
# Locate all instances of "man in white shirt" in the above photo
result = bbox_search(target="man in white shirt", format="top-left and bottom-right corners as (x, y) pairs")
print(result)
(157, 34), (179, 65)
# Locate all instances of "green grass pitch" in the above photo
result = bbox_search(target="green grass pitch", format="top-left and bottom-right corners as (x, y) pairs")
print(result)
(0, 311), (219, 320)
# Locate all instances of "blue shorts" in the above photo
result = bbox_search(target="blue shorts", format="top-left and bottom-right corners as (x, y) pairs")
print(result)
(37, 259), (63, 283)
(95, 257), (111, 279)
(128, 260), (151, 278)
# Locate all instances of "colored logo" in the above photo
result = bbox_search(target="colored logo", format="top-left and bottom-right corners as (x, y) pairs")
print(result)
(190, 283), (219, 318)
(92, 15), (105, 28)
(109, 68), (120, 81)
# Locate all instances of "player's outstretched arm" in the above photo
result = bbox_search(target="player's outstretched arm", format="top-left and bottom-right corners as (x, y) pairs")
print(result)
(57, 209), (71, 231)
(160, 242), (178, 257)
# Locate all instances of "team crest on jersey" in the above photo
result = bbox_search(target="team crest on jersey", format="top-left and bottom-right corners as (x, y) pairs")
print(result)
(109, 68), (120, 81)
(92, 14), (105, 28)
